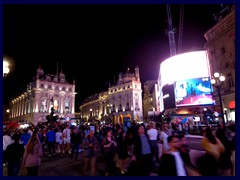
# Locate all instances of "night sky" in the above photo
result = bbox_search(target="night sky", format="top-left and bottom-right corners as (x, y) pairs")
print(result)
(3, 4), (223, 110)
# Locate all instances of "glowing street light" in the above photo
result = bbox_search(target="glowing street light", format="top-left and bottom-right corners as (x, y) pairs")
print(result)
(3, 60), (10, 77)
(211, 72), (226, 130)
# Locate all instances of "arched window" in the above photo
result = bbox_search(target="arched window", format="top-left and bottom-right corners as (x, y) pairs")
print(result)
(40, 99), (47, 112)
(53, 100), (59, 112)
(65, 99), (70, 113)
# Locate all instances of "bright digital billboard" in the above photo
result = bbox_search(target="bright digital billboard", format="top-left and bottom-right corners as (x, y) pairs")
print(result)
(159, 51), (211, 87)
(174, 77), (213, 107)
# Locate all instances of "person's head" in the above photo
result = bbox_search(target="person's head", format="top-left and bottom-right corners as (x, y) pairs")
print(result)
(149, 121), (155, 129)
(215, 127), (226, 141)
(177, 134), (189, 149)
(106, 130), (112, 137)
(11, 133), (20, 142)
(168, 135), (181, 151)
(89, 130), (94, 138)
(203, 127), (216, 144)
(138, 125), (145, 135)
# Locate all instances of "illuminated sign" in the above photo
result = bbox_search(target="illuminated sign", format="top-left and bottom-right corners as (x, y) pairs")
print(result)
(174, 77), (213, 107)
(159, 51), (210, 87)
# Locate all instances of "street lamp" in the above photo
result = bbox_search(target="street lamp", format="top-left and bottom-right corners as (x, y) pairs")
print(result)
(211, 72), (225, 130)
(3, 60), (10, 77)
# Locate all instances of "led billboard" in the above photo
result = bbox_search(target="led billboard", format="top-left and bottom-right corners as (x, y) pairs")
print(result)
(159, 51), (211, 87)
(174, 77), (213, 107)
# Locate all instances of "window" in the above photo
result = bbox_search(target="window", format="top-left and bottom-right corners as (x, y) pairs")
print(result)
(40, 99), (47, 112)
(227, 73), (234, 88)
(65, 99), (70, 113)
(220, 47), (225, 55)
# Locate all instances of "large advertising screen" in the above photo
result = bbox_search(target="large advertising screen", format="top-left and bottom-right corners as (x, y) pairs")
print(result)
(174, 77), (213, 107)
(159, 51), (210, 87)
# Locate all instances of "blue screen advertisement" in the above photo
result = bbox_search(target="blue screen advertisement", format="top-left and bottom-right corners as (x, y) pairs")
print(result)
(174, 77), (214, 107)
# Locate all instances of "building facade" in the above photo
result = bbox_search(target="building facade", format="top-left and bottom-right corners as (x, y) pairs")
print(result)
(80, 66), (144, 124)
(204, 5), (235, 121)
(8, 66), (76, 125)
(142, 80), (160, 122)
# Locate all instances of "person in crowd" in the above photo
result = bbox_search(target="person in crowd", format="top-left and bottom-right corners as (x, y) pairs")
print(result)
(158, 135), (187, 176)
(215, 127), (232, 176)
(3, 129), (13, 167)
(116, 131), (129, 174)
(147, 121), (160, 163)
(198, 127), (225, 176)
(81, 130), (98, 176)
(130, 125), (152, 176)
(20, 129), (31, 148)
(101, 130), (118, 176)
(177, 134), (192, 166)
(178, 123), (183, 134)
(70, 126), (82, 160)
(159, 124), (171, 154)
(46, 126), (56, 157)
(5, 133), (24, 176)
(63, 124), (71, 154)
(228, 124), (235, 176)
(55, 128), (63, 154)
(22, 130), (43, 176)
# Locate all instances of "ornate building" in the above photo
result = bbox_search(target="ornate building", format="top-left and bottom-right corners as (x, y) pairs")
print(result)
(142, 80), (159, 122)
(80, 66), (143, 124)
(8, 65), (76, 125)
(204, 5), (235, 121)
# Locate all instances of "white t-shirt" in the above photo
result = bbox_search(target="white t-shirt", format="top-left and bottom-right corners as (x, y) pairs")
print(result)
(147, 128), (158, 140)
(171, 151), (187, 176)
(159, 131), (169, 151)
(56, 132), (63, 143)
(63, 128), (71, 138)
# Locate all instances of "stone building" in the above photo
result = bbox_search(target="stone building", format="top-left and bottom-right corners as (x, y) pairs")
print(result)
(8, 65), (76, 125)
(80, 66), (143, 124)
(142, 80), (159, 122)
(204, 4), (235, 121)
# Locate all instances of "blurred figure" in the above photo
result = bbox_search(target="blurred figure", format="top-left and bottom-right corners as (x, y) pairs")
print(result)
(55, 128), (63, 154)
(46, 126), (56, 157)
(228, 124), (235, 176)
(22, 130), (43, 176)
(147, 121), (160, 163)
(20, 129), (31, 148)
(63, 124), (71, 154)
(101, 130), (117, 176)
(158, 135), (187, 176)
(131, 125), (152, 176)
(6, 133), (24, 176)
(215, 127), (232, 176)
(116, 131), (129, 174)
(3, 130), (13, 166)
(70, 126), (82, 160)
(177, 134), (192, 166)
(198, 127), (225, 176)
(82, 130), (98, 176)
(159, 124), (171, 153)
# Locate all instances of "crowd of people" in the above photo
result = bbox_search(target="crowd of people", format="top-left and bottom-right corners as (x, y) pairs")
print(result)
(3, 120), (235, 176)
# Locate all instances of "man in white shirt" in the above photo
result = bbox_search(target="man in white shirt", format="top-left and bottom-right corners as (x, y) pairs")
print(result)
(158, 135), (187, 176)
(147, 121), (159, 162)
(63, 124), (71, 154)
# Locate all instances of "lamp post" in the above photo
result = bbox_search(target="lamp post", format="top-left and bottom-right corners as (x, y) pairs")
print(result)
(211, 72), (225, 130)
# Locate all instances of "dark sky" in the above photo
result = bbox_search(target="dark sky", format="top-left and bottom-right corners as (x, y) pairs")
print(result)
(3, 4), (223, 110)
